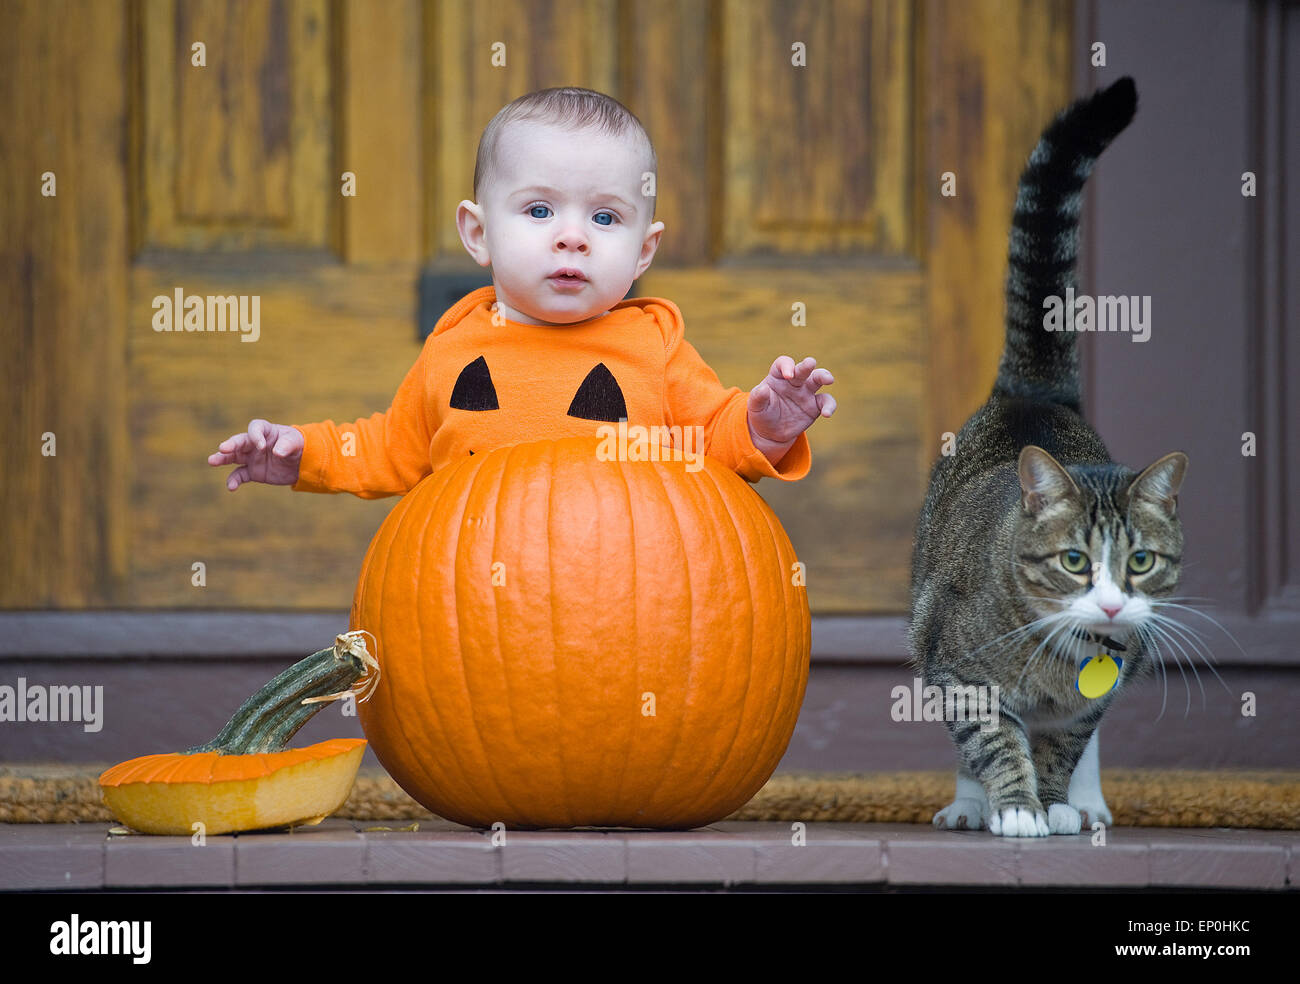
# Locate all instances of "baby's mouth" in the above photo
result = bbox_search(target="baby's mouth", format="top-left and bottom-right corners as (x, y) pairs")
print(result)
(548, 271), (587, 289)
(548, 267), (587, 281)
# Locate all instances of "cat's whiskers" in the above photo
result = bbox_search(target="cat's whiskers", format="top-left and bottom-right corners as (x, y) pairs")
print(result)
(1014, 592), (1069, 606)
(1144, 612), (1231, 695)
(1133, 616), (1225, 721)
(1041, 616), (1084, 681)
(1012, 613), (1075, 692)
(1134, 615), (1221, 719)
(1154, 621), (1194, 717)
(1148, 600), (1249, 661)
(1133, 623), (1171, 721)
(966, 609), (1063, 657)
(1146, 618), (1206, 714)
(1066, 615), (1090, 683)
(1146, 612), (1221, 668)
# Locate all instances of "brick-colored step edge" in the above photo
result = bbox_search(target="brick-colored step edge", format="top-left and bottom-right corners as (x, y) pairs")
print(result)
(1, 765), (1297, 829)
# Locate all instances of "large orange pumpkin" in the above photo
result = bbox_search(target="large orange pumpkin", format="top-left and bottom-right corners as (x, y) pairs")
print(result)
(351, 435), (810, 829)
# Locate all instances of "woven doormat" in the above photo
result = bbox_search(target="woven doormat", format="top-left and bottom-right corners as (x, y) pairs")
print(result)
(2, 764), (1297, 829)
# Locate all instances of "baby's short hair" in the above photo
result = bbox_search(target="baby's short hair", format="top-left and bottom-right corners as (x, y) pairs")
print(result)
(473, 86), (657, 221)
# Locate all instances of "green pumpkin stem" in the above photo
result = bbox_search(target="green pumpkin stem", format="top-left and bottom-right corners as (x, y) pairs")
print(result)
(185, 631), (380, 755)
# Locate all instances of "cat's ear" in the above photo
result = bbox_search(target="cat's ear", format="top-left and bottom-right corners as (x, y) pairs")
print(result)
(1018, 445), (1080, 516)
(1127, 451), (1188, 517)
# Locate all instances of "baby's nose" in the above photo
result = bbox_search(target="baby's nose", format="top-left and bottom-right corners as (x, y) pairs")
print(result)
(554, 228), (589, 252)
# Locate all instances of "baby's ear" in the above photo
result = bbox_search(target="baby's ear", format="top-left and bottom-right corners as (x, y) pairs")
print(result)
(456, 201), (490, 265)
(636, 220), (665, 274)
(637, 219), (660, 253)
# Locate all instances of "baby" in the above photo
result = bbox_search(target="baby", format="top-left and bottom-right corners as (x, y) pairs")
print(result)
(209, 86), (836, 495)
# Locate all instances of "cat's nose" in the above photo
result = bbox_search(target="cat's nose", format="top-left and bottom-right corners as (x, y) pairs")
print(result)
(1100, 603), (1123, 619)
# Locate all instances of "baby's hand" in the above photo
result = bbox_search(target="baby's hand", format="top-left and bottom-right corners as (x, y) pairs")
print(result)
(747, 356), (836, 453)
(208, 419), (304, 491)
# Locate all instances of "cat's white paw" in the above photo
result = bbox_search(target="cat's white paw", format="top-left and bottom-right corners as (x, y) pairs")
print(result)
(1071, 800), (1113, 827)
(1047, 802), (1082, 834)
(933, 798), (988, 831)
(988, 806), (1049, 837)
(1067, 730), (1111, 828)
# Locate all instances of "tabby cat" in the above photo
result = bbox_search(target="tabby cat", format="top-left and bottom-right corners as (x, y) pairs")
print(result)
(909, 77), (1189, 836)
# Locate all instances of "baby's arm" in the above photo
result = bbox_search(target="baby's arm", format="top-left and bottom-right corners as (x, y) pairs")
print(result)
(209, 338), (437, 498)
(663, 324), (813, 482)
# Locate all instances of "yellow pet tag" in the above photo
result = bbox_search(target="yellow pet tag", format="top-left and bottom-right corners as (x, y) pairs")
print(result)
(1077, 650), (1122, 699)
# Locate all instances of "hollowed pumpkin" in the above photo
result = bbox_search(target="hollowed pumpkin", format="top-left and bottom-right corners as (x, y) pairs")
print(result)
(351, 435), (811, 829)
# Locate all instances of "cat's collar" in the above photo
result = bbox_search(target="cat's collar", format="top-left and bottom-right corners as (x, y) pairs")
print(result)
(1070, 627), (1127, 652)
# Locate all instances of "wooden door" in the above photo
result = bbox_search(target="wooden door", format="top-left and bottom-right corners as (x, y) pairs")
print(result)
(2, 0), (1072, 616)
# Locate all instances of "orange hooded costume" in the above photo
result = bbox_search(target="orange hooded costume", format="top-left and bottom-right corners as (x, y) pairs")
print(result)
(290, 286), (811, 498)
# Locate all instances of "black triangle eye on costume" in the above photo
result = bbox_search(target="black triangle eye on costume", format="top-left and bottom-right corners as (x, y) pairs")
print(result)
(449, 355), (499, 411)
(449, 357), (627, 423)
(566, 364), (627, 422)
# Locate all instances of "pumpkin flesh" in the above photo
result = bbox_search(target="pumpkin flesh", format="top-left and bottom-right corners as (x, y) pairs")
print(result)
(98, 634), (377, 835)
(99, 739), (366, 835)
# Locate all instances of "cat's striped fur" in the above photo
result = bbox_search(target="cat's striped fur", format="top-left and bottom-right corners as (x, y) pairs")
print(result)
(909, 77), (1190, 836)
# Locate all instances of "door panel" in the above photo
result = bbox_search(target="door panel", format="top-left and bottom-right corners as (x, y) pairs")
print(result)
(1, 0), (130, 607)
(137, 0), (333, 249)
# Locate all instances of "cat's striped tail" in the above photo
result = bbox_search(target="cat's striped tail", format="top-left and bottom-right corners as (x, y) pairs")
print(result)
(992, 76), (1137, 412)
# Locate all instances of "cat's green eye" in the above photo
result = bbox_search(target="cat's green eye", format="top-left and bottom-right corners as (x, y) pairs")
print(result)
(1128, 550), (1155, 574)
(1059, 549), (1090, 574)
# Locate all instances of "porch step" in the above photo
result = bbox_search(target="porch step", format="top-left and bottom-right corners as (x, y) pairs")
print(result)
(3, 819), (1296, 891)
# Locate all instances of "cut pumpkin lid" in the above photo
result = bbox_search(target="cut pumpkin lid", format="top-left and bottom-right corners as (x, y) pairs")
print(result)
(98, 738), (367, 787)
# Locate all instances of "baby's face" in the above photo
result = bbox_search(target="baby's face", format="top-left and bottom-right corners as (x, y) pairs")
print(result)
(458, 121), (663, 326)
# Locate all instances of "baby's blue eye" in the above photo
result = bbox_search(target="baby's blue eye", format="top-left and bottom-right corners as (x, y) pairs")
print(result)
(594, 212), (614, 226)
(529, 205), (551, 219)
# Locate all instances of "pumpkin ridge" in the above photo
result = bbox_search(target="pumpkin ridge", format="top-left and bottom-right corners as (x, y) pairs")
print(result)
(646, 452), (696, 822)
(452, 441), (534, 826)
(664, 458), (757, 826)
(637, 453), (697, 824)
(546, 440), (578, 828)
(759, 488), (800, 795)
(480, 441), (534, 825)
(734, 481), (798, 804)
(614, 451), (683, 823)
(425, 457), (513, 823)
(692, 461), (762, 822)
(398, 479), (448, 814)
(353, 484), (400, 782)
(376, 477), (456, 821)
(424, 459), (498, 818)
(584, 442), (628, 818)
(758, 488), (811, 794)
(718, 469), (783, 808)
(610, 453), (638, 818)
